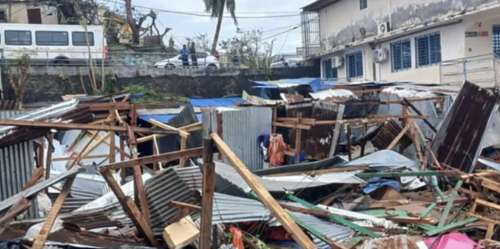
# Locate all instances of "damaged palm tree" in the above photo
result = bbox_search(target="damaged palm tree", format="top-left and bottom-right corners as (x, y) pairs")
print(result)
(203, 0), (238, 55)
(8, 54), (31, 109)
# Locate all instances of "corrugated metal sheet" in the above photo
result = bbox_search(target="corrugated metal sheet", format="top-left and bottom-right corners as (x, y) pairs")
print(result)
(215, 161), (351, 194)
(0, 110), (38, 218)
(144, 167), (201, 235)
(290, 212), (353, 249)
(212, 193), (271, 224)
(204, 107), (272, 171)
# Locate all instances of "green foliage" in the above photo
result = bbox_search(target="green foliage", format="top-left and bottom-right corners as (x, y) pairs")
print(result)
(220, 30), (273, 70)
(123, 85), (187, 104)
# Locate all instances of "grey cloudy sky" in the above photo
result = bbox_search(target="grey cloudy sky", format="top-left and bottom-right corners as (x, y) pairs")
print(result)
(104, 0), (313, 54)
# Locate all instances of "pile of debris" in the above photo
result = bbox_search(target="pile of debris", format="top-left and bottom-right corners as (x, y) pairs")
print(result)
(0, 81), (499, 249)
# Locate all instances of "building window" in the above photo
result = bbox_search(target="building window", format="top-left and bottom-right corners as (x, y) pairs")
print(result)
(0, 10), (7, 23)
(36, 31), (69, 46)
(346, 51), (363, 79)
(493, 26), (500, 57)
(322, 59), (337, 79)
(416, 33), (441, 66)
(360, 0), (367, 9)
(5, 30), (32, 45)
(391, 39), (412, 71)
(72, 32), (95, 46)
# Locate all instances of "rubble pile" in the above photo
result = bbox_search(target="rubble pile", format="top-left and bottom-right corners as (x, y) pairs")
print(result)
(0, 80), (499, 249)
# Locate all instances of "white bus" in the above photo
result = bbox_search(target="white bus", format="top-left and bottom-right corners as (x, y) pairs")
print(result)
(0, 23), (106, 65)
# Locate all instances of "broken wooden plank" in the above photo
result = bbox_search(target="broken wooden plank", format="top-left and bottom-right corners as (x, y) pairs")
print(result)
(32, 176), (76, 249)
(0, 198), (31, 235)
(127, 126), (150, 225)
(287, 194), (380, 238)
(387, 123), (411, 150)
(0, 119), (174, 134)
(199, 139), (215, 249)
(211, 133), (317, 249)
(328, 104), (345, 158)
(101, 147), (203, 170)
(149, 119), (190, 138)
(100, 169), (159, 246)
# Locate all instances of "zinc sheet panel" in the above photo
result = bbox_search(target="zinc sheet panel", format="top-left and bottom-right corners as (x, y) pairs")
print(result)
(0, 111), (37, 218)
(221, 107), (272, 171)
(291, 212), (354, 249)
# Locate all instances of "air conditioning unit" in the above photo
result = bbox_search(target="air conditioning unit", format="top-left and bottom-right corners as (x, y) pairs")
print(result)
(378, 22), (391, 35)
(331, 56), (344, 68)
(374, 48), (389, 63)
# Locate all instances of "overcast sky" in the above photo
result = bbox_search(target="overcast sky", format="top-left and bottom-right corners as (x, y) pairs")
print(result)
(103, 0), (313, 54)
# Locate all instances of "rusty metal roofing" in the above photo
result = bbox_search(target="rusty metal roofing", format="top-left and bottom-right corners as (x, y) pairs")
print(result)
(432, 81), (499, 172)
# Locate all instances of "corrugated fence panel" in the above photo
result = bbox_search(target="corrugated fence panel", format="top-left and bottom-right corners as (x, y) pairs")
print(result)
(0, 111), (38, 218)
(202, 107), (272, 171)
(222, 107), (272, 171)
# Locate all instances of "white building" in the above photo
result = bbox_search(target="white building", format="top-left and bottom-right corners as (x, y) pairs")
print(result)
(0, 1), (58, 24)
(301, 0), (500, 87)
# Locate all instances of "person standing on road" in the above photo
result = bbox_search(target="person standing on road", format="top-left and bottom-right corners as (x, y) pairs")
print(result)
(180, 45), (189, 67)
(190, 42), (198, 67)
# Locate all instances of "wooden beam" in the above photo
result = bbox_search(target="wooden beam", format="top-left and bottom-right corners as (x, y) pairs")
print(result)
(101, 147), (204, 170)
(0, 119), (174, 134)
(100, 169), (159, 246)
(32, 176), (76, 249)
(199, 139), (215, 249)
(179, 122), (203, 133)
(179, 136), (189, 167)
(79, 102), (132, 111)
(294, 113), (303, 162)
(0, 198), (31, 234)
(32, 132), (100, 249)
(127, 126), (150, 225)
(22, 167), (44, 191)
(169, 201), (202, 211)
(387, 123), (411, 150)
(210, 133), (316, 249)
(273, 122), (311, 130)
(45, 133), (54, 180)
(149, 119), (190, 138)
(328, 104), (345, 158)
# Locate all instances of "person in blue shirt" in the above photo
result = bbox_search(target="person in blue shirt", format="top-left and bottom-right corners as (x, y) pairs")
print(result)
(180, 45), (189, 67)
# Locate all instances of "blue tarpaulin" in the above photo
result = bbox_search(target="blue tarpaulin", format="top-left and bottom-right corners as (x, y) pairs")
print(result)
(252, 78), (335, 92)
(189, 97), (243, 108)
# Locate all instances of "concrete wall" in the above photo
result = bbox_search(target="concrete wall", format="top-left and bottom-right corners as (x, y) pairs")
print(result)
(0, 66), (320, 103)
(0, 3), (58, 24)
(464, 7), (500, 57)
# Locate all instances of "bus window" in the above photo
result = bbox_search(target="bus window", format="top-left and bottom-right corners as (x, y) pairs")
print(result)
(36, 31), (68, 46)
(72, 32), (94, 46)
(5, 30), (31, 45)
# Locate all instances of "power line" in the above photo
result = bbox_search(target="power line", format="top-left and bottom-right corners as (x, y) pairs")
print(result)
(99, 0), (300, 19)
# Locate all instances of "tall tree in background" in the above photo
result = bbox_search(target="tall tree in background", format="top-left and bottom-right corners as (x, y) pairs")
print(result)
(203, 0), (237, 55)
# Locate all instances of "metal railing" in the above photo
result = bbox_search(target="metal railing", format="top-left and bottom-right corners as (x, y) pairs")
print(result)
(439, 53), (500, 88)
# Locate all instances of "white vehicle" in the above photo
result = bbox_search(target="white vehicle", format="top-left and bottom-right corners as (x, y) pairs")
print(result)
(0, 23), (106, 64)
(154, 52), (220, 70)
(271, 55), (304, 68)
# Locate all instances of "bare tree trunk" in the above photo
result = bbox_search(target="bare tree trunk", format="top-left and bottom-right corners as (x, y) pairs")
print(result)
(211, 0), (226, 55)
(124, 0), (139, 44)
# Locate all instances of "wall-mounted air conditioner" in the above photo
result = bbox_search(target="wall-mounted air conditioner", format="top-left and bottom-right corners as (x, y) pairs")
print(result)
(378, 22), (391, 35)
